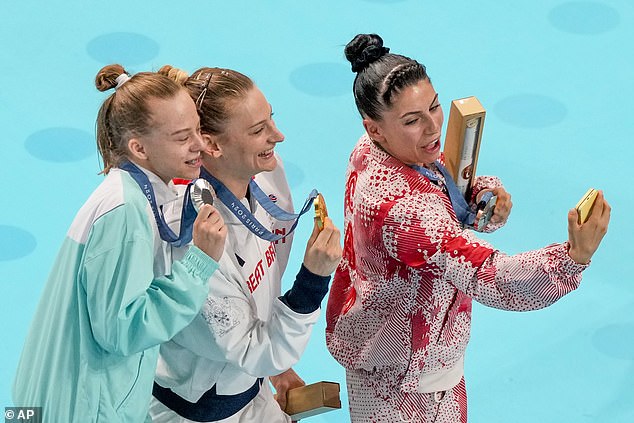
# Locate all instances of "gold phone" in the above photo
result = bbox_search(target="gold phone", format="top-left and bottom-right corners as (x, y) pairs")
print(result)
(575, 188), (598, 224)
(314, 193), (328, 231)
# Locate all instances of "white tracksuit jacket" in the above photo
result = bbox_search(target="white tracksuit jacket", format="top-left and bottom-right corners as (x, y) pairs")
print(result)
(152, 155), (328, 422)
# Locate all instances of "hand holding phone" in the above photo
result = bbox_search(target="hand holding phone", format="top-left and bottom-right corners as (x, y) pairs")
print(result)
(575, 188), (598, 225)
(567, 189), (610, 264)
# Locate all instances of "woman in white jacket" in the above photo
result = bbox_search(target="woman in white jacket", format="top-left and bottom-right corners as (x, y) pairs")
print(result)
(150, 66), (342, 423)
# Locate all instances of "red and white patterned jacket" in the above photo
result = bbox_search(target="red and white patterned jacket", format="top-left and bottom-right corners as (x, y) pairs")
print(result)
(326, 134), (587, 393)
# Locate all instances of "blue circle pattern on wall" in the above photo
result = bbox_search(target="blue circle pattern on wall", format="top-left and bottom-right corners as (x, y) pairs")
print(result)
(549, 1), (619, 35)
(25, 128), (94, 162)
(290, 63), (350, 97)
(0, 225), (37, 261)
(3, 2), (633, 421)
(86, 32), (160, 65)
(493, 94), (567, 128)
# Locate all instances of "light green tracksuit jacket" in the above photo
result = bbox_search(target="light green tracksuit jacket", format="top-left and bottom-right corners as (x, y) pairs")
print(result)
(12, 167), (217, 422)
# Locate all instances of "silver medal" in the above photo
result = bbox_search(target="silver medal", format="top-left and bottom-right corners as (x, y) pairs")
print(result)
(474, 195), (497, 231)
(190, 178), (216, 212)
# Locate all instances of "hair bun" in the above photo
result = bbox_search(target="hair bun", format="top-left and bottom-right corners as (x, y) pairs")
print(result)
(345, 33), (390, 73)
(95, 64), (127, 92)
(158, 65), (189, 85)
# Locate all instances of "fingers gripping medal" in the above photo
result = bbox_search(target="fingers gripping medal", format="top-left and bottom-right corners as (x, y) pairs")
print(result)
(314, 193), (328, 231)
(190, 178), (216, 212)
(473, 191), (497, 231)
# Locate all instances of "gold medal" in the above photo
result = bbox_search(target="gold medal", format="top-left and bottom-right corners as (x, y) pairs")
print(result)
(314, 193), (328, 231)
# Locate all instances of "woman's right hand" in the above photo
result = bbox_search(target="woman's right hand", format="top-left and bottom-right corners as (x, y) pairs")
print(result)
(567, 190), (610, 264)
(192, 204), (227, 262)
(303, 217), (342, 276)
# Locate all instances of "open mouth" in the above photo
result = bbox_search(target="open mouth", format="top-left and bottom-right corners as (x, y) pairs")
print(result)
(185, 157), (201, 166)
(423, 139), (440, 152)
(258, 148), (274, 158)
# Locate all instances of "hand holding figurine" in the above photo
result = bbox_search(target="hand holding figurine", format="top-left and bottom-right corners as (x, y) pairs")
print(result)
(270, 368), (305, 413)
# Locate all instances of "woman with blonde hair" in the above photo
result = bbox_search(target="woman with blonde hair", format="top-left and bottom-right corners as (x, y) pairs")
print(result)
(12, 64), (226, 423)
(150, 65), (342, 423)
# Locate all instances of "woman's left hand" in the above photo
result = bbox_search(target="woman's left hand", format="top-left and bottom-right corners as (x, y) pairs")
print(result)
(270, 368), (305, 413)
(478, 187), (512, 224)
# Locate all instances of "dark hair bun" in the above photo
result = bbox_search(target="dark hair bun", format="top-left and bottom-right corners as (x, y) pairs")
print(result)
(345, 33), (390, 73)
(95, 64), (126, 92)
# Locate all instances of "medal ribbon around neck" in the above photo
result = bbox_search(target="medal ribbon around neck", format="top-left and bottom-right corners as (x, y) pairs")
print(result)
(199, 167), (317, 242)
(119, 161), (197, 247)
(411, 161), (477, 226)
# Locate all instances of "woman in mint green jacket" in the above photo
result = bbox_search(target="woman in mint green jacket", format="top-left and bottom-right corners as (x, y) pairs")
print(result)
(12, 64), (227, 423)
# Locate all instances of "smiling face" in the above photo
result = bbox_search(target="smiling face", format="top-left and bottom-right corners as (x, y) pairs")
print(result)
(203, 86), (284, 192)
(128, 89), (204, 183)
(364, 78), (443, 166)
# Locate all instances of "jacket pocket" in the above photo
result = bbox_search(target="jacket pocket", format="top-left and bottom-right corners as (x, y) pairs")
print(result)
(116, 351), (144, 411)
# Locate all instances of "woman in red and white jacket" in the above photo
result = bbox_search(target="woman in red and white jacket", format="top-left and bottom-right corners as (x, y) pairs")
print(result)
(325, 33), (611, 423)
